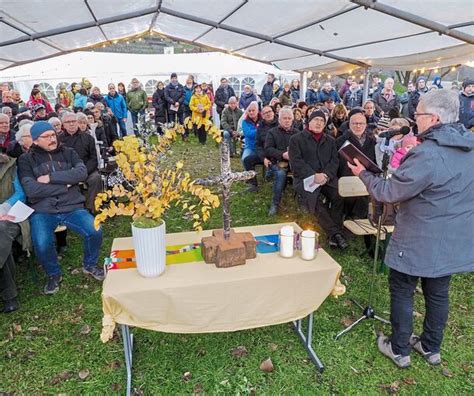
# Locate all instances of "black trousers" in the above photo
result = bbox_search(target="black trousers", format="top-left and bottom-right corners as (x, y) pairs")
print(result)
(0, 220), (20, 301)
(197, 125), (207, 144)
(389, 268), (451, 355)
(300, 184), (344, 239)
(242, 152), (263, 186)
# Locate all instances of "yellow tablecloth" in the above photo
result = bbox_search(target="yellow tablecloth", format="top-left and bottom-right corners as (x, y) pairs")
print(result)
(101, 223), (343, 342)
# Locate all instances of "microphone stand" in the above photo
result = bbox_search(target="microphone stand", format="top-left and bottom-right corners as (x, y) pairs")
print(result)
(335, 136), (392, 340)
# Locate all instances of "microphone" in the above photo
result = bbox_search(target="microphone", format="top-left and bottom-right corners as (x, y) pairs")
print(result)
(379, 126), (411, 140)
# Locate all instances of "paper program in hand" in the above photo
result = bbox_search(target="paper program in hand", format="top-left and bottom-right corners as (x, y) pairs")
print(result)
(7, 201), (34, 223)
(303, 175), (320, 193)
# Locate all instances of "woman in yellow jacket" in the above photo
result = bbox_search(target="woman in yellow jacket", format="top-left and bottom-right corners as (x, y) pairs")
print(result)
(189, 84), (211, 144)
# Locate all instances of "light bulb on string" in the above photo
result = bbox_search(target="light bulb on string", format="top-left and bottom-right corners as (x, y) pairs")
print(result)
(451, 66), (456, 72)
(420, 68), (425, 74)
(327, 74), (332, 79)
(434, 68), (439, 73)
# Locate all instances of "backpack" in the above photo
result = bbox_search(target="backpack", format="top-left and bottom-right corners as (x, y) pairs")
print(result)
(368, 197), (397, 227)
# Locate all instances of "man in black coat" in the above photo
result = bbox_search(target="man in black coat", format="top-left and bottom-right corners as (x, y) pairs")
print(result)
(264, 106), (298, 216)
(164, 72), (185, 125)
(58, 112), (102, 212)
(408, 77), (429, 120)
(243, 105), (277, 192)
(261, 74), (276, 106)
(289, 110), (348, 250)
(336, 108), (377, 219)
(214, 78), (236, 116)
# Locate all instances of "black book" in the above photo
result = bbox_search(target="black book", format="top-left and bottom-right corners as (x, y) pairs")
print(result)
(338, 140), (382, 174)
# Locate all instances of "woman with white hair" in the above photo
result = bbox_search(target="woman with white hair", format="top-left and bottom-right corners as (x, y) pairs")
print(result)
(48, 117), (62, 134)
(7, 122), (33, 158)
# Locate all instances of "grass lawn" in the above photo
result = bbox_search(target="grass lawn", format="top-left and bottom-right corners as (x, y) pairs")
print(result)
(1, 138), (472, 395)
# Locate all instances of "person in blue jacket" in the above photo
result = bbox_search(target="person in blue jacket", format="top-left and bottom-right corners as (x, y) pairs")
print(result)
(104, 83), (128, 138)
(319, 82), (341, 104)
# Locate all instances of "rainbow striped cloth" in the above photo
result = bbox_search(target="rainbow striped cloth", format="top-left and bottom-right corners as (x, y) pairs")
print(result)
(105, 234), (279, 270)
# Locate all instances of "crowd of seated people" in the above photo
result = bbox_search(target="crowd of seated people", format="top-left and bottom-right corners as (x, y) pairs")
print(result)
(0, 73), (472, 314)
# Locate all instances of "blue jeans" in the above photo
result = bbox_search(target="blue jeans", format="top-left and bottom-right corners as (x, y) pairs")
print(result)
(117, 118), (127, 138)
(30, 209), (103, 276)
(223, 130), (237, 155)
(130, 110), (145, 135)
(269, 164), (287, 205)
(389, 268), (451, 355)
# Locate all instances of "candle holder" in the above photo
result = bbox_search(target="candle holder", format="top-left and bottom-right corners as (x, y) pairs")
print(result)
(279, 225), (295, 258)
(300, 230), (319, 261)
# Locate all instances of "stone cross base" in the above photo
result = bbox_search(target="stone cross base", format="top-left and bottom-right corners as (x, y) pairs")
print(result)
(201, 229), (257, 268)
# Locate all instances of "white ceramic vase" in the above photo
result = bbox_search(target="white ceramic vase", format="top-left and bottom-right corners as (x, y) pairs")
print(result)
(131, 221), (166, 278)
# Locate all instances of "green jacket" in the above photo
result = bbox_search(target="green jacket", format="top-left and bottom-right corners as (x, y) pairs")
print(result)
(126, 88), (148, 112)
(221, 107), (243, 132)
(0, 157), (31, 252)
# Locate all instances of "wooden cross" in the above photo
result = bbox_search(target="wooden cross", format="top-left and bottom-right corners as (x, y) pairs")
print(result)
(195, 139), (256, 240)
(195, 140), (257, 267)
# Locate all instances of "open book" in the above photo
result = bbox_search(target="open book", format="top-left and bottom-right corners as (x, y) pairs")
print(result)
(338, 140), (383, 174)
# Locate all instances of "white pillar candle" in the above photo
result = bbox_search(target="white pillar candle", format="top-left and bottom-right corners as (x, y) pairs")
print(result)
(301, 230), (316, 260)
(279, 226), (294, 258)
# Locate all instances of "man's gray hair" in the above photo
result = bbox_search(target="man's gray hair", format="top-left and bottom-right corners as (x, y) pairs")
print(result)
(228, 96), (237, 104)
(76, 112), (87, 122)
(279, 106), (294, 119)
(0, 113), (9, 121)
(48, 116), (61, 125)
(419, 89), (460, 124)
(60, 110), (77, 121)
(18, 119), (33, 128)
(1, 107), (12, 114)
(15, 123), (32, 141)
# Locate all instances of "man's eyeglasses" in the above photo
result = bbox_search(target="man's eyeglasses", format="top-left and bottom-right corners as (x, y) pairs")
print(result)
(350, 122), (366, 127)
(414, 112), (435, 119)
(262, 111), (274, 115)
(38, 134), (57, 141)
(63, 120), (77, 124)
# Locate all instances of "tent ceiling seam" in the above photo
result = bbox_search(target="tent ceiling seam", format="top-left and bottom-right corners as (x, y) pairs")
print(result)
(149, 0), (163, 32)
(158, 7), (369, 68)
(84, 0), (109, 42)
(351, 0), (474, 44)
(192, 0), (249, 42)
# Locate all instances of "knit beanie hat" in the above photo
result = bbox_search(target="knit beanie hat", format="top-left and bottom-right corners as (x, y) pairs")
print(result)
(31, 121), (54, 140)
(377, 117), (391, 129)
(416, 76), (427, 83)
(306, 109), (327, 125)
(347, 107), (365, 120)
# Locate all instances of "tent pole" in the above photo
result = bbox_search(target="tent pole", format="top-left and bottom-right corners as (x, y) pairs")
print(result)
(363, 68), (370, 103)
(300, 72), (307, 104)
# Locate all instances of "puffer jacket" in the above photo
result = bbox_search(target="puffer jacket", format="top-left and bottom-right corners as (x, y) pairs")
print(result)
(126, 88), (148, 112)
(189, 93), (211, 123)
(18, 144), (87, 214)
(305, 88), (319, 105)
(104, 92), (128, 120)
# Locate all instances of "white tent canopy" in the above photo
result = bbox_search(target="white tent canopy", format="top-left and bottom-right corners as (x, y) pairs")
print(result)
(1, 0), (473, 73)
(0, 51), (298, 102)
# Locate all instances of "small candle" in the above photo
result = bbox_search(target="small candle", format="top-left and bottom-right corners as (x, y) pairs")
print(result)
(301, 230), (316, 260)
(279, 226), (294, 258)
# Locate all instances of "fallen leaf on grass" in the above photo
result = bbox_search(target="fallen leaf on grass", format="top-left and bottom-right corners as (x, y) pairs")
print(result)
(340, 316), (355, 328)
(259, 357), (274, 373)
(182, 371), (192, 382)
(71, 268), (81, 275)
(196, 348), (206, 357)
(442, 368), (453, 378)
(403, 377), (416, 385)
(12, 323), (22, 333)
(343, 300), (353, 307)
(108, 360), (122, 369)
(27, 326), (40, 333)
(193, 383), (203, 395)
(413, 311), (423, 319)
(350, 366), (359, 374)
(380, 380), (400, 394)
(79, 324), (91, 335)
(231, 345), (248, 358)
(50, 370), (72, 385)
(111, 383), (122, 392)
(78, 369), (90, 380)
(268, 343), (278, 352)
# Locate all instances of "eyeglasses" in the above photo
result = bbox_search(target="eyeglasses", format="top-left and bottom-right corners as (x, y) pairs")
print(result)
(414, 112), (435, 119)
(350, 122), (367, 127)
(38, 134), (57, 140)
(63, 120), (77, 124)
(262, 111), (274, 115)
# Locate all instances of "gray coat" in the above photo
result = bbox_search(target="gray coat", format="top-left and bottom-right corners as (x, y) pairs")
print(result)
(359, 122), (474, 278)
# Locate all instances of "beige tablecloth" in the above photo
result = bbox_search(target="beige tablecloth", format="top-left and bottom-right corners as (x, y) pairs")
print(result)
(101, 223), (343, 342)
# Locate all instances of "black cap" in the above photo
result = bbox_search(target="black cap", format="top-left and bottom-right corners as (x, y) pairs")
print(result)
(306, 109), (327, 125)
(348, 107), (365, 120)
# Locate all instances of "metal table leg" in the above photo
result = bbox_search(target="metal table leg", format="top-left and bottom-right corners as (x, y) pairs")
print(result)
(293, 312), (324, 372)
(121, 324), (134, 396)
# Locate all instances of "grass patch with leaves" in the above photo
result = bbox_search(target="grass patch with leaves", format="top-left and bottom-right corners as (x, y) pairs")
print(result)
(1, 138), (472, 395)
